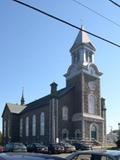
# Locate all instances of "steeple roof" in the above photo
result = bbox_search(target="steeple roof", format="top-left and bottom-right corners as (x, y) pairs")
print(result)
(75, 26), (90, 43)
(21, 88), (25, 105)
(70, 26), (96, 52)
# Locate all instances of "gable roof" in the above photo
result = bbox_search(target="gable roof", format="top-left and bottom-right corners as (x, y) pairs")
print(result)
(2, 103), (26, 117)
(6, 103), (26, 114)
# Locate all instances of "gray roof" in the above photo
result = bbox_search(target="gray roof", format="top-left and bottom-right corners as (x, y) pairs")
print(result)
(21, 87), (74, 113)
(2, 87), (74, 115)
(6, 103), (26, 114)
(70, 26), (96, 52)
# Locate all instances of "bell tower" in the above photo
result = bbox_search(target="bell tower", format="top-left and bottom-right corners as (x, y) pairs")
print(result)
(64, 26), (105, 143)
(70, 26), (95, 66)
(64, 26), (99, 84)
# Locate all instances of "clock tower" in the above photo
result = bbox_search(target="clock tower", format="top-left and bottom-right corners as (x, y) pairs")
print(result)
(64, 26), (106, 143)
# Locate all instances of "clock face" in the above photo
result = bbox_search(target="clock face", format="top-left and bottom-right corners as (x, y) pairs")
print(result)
(88, 81), (96, 91)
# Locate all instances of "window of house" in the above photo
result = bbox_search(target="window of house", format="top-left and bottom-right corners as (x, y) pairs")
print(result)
(25, 117), (29, 137)
(8, 119), (10, 138)
(72, 54), (75, 64)
(3, 120), (6, 137)
(91, 125), (97, 140)
(20, 118), (23, 137)
(89, 54), (92, 62)
(86, 51), (89, 62)
(76, 51), (79, 63)
(40, 112), (45, 136)
(32, 115), (36, 136)
(62, 129), (69, 140)
(62, 106), (68, 120)
(88, 94), (96, 114)
(75, 129), (81, 139)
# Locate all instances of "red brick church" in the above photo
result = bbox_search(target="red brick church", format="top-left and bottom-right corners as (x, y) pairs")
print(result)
(2, 27), (106, 145)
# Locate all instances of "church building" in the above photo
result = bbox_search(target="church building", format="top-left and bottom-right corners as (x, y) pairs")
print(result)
(2, 27), (106, 145)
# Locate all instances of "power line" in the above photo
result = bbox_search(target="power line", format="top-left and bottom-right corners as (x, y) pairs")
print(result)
(13, 0), (120, 48)
(72, 0), (120, 28)
(108, 0), (120, 8)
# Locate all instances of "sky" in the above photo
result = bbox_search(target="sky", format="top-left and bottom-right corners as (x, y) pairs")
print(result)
(0, 0), (120, 133)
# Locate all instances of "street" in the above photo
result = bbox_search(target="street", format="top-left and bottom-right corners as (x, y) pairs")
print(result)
(51, 153), (71, 158)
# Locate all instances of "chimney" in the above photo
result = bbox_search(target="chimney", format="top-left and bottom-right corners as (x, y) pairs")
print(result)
(50, 82), (58, 97)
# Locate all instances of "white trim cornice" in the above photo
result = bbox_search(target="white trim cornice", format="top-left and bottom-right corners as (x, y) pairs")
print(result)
(83, 113), (104, 120)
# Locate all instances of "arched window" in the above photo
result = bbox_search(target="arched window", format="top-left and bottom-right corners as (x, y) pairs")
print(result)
(40, 112), (45, 136)
(62, 129), (69, 140)
(32, 115), (36, 136)
(88, 94), (96, 114)
(20, 118), (23, 137)
(90, 124), (97, 140)
(8, 120), (10, 138)
(25, 117), (29, 137)
(3, 120), (6, 137)
(62, 106), (68, 120)
(75, 129), (81, 139)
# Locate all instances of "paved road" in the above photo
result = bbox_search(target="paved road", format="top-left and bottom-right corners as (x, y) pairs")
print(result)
(51, 153), (71, 158)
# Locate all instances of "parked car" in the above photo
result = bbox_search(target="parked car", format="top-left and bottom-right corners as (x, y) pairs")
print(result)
(0, 146), (5, 153)
(27, 143), (48, 153)
(5, 142), (27, 152)
(0, 152), (66, 160)
(48, 144), (64, 154)
(72, 142), (92, 150)
(66, 150), (120, 160)
(58, 143), (76, 153)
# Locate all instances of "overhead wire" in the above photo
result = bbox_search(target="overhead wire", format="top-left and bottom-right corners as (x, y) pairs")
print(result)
(12, 0), (120, 48)
(108, 0), (120, 8)
(72, 0), (120, 28)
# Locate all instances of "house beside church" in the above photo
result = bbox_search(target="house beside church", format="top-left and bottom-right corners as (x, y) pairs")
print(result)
(2, 27), (106, 145)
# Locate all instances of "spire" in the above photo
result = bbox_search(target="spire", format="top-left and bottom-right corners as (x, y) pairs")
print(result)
(75, 25), (90, 44)
(70, 26), (95, 52)
(21, 87), (25, 105)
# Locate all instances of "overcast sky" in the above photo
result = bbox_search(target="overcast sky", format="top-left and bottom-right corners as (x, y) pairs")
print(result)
(1, 0), (120, 133)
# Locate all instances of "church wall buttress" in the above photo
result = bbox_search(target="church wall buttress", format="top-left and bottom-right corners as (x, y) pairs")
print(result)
(66, 74), (83, 113)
